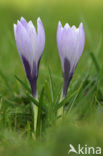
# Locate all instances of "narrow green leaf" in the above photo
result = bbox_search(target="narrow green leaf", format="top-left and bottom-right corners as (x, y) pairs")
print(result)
(89, 52), (100, 72)
(56, 85), (82, 110)
(0, 69), (11, 89)
(53, 86), (62, 110)
(27, 93), (39, 107)
(36, 86), (44, 137)
(15, 75), (31, 93)
(0, 70), (14, 96)
(48, 68), (54, 103)
(95, 35), (102, 56)
(3, 97), (16, 106)
(80, 17), (93, 47)
(68, 87), (82, 113)
(27, 93), (47, 113)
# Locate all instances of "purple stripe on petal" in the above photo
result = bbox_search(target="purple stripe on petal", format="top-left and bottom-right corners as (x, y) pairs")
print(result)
(63, 58), (73, 97)
(22, 56), (37, 98)
(22, 55), (31, 81)
(63, 58), (71, 82)
(30, 61), (38, 98)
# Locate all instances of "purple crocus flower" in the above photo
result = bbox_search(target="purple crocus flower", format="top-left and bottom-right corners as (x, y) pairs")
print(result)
(14, 17), (45, 98)
(57, 21), (85, 97)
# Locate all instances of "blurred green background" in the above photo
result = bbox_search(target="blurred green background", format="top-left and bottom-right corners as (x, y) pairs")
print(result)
(0, 0), (103, 156)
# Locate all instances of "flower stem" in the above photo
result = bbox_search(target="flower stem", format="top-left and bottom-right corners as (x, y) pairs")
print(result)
(57, 93), (64, 118)
(32, 92), (38, 135)
(32, 104), (38, 133)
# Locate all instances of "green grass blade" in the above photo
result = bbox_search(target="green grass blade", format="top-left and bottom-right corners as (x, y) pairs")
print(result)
(27, 93), (39, 107)
(48, 68), (54, 103)
(15, 75), (31, 93)
(56, 84), (83, 110)
(89, 52), (100, 72)
(27, 93), (47, 113)
(53, 87), (62, 111)
(68, 86), (82, 113)
(36, 86), (44, 137)
(0, 69), (11, 89)
(0, 70), (14, 96)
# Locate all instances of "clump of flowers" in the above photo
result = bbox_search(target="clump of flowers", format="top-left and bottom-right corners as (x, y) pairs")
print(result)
(14, 17), (85, 135)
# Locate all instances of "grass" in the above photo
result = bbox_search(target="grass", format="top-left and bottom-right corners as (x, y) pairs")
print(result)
(0, 0), (103, 155)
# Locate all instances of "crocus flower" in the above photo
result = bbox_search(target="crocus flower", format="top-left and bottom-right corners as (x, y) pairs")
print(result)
(14, 17), (45, 98)
(57, 21), (85, 97)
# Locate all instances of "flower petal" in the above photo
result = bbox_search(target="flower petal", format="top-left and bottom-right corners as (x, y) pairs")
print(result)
(27, 21), (38, 66)
(57, 21), (85, 97)
(37, 17), (45, 57)
(57, 21), (63, 55)
(20, 17), (28, 28)
(14, 24), (17, 37)
(15, 21), (33, 71)
(14, 17), (45, 97)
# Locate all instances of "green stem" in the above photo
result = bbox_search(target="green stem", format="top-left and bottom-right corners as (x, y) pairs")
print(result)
(32, 104), (38, 133)
(32, 93), (38, 134)
(57, 93), (64, 118)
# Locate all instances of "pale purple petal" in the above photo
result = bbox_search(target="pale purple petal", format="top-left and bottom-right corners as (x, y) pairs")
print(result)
(27, 21), (37, 35)
(57, 21), (85, 97)
(37, 17), (45, 57)
(20, 17), (28, 28)
(15, 21), (33, 65)
(72, 23), (85, 69)
(57, 21), (63, 62)
(78, 23), (85, 56)
(27, 21), (38, 65)
(14, 17), (45, 97)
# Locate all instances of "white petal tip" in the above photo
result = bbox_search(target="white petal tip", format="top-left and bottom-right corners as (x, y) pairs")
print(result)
(58, 21), (62, 27)
(14, 24), (17, 28)
(20, 17), (25, 21)
(14, 24), (17, 36)
(58, 21), (61, 24)
(64, 23), (70, 29)
(71, 25), (77, 30)
(17, 20), (20, 25)
(14, 24), (17, 30)
(37, 17), (41, 23)
(79, 22), (83, 28)
(28, 20), (33, 25)
(28, 20), (36, 31)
